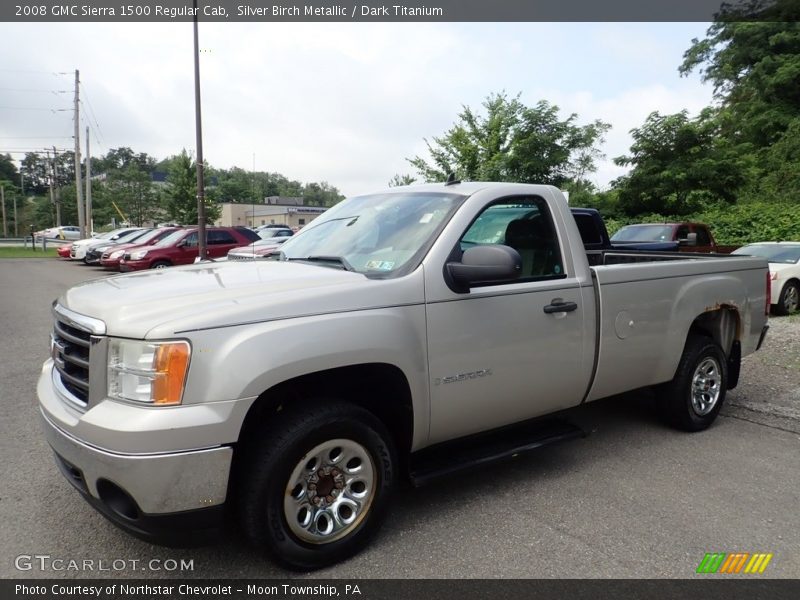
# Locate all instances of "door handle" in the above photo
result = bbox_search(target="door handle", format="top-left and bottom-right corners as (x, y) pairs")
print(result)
(543, 300), (578, 314)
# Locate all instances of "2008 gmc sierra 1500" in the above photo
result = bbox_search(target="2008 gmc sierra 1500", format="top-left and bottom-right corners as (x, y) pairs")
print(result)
(38, 182), (770, 570)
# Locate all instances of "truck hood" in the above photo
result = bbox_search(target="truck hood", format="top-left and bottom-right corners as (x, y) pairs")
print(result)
(60, 260), (422, 339)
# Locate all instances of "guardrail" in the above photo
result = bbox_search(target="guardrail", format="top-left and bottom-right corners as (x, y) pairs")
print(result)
(0, 236), (69, 249)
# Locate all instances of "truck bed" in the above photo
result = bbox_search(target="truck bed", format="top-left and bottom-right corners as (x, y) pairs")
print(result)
(584, 251), (768, 402)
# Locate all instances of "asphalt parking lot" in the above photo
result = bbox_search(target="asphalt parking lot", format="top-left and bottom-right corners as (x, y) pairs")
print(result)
(1, 258), (798, 579)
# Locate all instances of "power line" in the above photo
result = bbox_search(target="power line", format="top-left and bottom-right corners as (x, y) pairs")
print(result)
(79, 101), (104, 149)
(79, 82), (107, 148)
(0, 87), (69, 93)
(0, 69), (69, 75)
(0, 148), (72, 154)
(0, 106), (71, 112)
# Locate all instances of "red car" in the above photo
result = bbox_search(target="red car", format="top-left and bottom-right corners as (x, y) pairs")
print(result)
(57, 243), (73, 258)
(119, 227), (259, 271)
(99, 227), (182, 270)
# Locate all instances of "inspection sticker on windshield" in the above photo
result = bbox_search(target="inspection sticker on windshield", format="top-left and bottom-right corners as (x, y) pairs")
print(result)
(419, 213), (434, 224)
(366, 260), (395, 271)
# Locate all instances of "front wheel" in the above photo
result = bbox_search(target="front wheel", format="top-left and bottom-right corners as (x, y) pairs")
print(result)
(150, 260), (170, 269)
(656, 334), (728, 432)
(774, 281), (799, 316)
(237, 400), (396, 570)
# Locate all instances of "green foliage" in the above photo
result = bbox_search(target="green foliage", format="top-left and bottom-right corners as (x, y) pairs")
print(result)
(680, 3), (800, 147)
(164, 150), (221, 225)
(104, 165), (160, 226)
(408, 92), (610, 186)
(613, 109), (754, 216)
(208, 166), (344, 207)
(388, 174), (417, 187)
(753, 117), (800, 203)
(0, 247), (58, 258)
(0, 154), (19, 182)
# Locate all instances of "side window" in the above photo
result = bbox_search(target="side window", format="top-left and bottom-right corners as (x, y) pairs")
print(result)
(695, 226), (711, 246)
(460, 197), (564, 281)
(676, 225), (690, 240)
(208, 230), (236, 245)
(573, 213), (603, 246)
(183, 232), (198, 248)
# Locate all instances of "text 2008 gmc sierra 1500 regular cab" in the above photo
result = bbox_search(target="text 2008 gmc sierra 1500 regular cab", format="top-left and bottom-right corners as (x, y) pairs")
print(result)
(38, 183), (770, 570)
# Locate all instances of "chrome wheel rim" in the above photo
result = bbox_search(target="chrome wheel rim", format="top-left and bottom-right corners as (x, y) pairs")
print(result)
(784, 285), (799, 313)
(283, 439), (376, 545)
(691, 357), (722, 416)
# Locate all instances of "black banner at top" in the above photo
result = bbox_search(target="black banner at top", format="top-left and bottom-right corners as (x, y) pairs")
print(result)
(1, 0), (796, 23)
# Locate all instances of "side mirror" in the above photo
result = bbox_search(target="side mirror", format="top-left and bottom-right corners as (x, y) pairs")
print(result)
(446, 245), (521, 292)
(679, 232), (698, 247)
(176, 239), (188, 248)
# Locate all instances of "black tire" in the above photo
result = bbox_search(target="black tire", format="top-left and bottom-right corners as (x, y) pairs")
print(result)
(774, 281), (799, 316)
(237, 399), (396, 571)
(150, 260), (170, 269)
(656, 334), (728, 432)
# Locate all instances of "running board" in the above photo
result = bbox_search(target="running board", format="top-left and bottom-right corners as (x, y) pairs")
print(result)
(409, 419), (586, 487)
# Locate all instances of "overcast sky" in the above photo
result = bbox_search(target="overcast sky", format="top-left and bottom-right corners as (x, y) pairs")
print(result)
(0, 22), (714, 197)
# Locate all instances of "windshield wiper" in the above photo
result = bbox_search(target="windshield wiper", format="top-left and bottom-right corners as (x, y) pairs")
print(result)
(286, 255), (356, 271)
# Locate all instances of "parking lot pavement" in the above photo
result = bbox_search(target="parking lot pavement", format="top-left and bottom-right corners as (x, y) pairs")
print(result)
(1, 259), (798, 579)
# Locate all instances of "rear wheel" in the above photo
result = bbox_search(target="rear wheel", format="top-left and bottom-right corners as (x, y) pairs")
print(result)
(656, 334), (728, 432)
(774, 281), (799, 316)
(237, 399), (396, 570)
(150, 261), (170, 269)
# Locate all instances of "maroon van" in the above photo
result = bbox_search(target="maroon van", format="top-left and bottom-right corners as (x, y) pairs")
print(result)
(119, 227), (259, 271)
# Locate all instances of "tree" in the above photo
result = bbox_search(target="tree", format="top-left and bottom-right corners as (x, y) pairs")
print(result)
(301, 181), (344, 206)
(613, 110), (754, 215)
(388, 174), (417, 187)
(164, 150), (220, 224)
(105, 165), (160, 226)
(0, 154), (18, 182)
(408, 92), (610, 186)
(94, 147), (156, 175)
(680, 3), (800, 147)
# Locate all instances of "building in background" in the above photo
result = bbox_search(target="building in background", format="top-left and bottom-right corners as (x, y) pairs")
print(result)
(214, 197), (327, 229)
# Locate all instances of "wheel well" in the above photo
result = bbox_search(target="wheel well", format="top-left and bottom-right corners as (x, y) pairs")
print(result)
(688, 307), (740, 357)
(237, 363), (414, 460)
(783, 278), (800, 291)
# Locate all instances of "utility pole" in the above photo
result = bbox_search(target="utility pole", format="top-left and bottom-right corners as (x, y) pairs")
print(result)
(1, 185), (6, 237)
(73, 69), (86, 238)
(85, 126), (92, 232)
(193, 1), (207, 260)
(52, 147), (62, 226)
(16, 171), (22, 236)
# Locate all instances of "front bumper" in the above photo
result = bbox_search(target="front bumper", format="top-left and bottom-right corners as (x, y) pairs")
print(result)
(41, 409), (230, 545)
(119, 259), (149, 271)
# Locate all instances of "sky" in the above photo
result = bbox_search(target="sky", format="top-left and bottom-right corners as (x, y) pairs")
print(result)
(0, 22), (716, 197)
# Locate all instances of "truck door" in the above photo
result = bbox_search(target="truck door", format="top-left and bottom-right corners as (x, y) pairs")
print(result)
(424, 195), (593, 445)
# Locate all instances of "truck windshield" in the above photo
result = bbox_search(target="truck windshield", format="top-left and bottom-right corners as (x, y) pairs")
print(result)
(611, 225), (674, 242)
(276, 191), (465, 276)
(732, 245), (800, 264)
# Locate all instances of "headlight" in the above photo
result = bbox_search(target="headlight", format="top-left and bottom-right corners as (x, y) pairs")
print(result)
(130, 250), (148, 260)
(109, 250), (124, 259)
(108, 339), (190, 405)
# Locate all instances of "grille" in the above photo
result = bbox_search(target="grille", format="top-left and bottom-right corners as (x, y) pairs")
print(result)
(52, 315), (92, 406)
(227, 253), (255, 261)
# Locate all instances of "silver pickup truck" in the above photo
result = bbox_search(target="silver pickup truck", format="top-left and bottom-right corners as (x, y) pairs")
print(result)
(38, 183), (770, 570)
